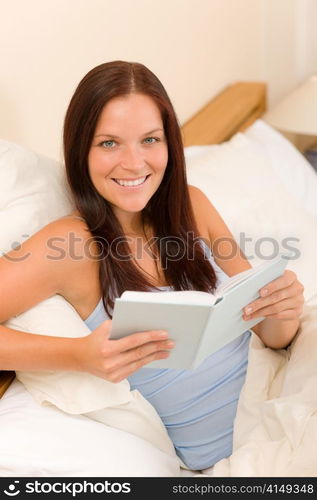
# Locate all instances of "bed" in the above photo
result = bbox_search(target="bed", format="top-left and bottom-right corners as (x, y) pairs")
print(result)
(1, 81), (317, 477)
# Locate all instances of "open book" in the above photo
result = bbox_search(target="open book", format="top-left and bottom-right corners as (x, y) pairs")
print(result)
(110, 254), (289, 369)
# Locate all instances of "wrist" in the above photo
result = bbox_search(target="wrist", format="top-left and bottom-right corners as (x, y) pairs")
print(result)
(71, 336), (89, 372)
(255, 317), (300, 349)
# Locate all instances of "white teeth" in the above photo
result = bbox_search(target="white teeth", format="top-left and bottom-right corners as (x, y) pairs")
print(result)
(114, 176), (147, 187)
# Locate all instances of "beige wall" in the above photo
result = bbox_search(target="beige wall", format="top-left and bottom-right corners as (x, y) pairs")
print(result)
(1, 0), (316, 160)
(262, 0), (317, 107)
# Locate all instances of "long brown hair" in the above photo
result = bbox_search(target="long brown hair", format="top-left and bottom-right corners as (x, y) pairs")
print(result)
(63, 61), (217, 318)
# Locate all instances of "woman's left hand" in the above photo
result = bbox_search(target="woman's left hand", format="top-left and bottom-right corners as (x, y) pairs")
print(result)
(243, 270), (305, 322)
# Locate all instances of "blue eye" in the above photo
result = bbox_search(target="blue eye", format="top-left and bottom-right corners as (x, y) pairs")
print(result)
(144, 137), (159, 144)
(101, 140), (116, 148)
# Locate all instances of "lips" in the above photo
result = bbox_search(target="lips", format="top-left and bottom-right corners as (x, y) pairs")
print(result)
(112, 174), (151, 187)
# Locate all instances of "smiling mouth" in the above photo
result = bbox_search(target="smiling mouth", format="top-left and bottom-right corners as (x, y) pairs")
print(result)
(112, 174), (151, 187)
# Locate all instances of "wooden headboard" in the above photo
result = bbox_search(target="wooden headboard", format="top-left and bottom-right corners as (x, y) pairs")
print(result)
(181, 81), (266, 146)
(0, 372), (15, 397)
(0, 80), (267, 398)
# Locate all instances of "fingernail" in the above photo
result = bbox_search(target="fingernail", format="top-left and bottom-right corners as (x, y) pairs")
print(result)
(261, 289), (269, 296)
(166, 341), (175, 348)
(158, 330), (168, 338)
(245, 307), (253, 314)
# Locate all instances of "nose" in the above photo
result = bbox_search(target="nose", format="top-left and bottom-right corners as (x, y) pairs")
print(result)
(119, 145), (146, 172)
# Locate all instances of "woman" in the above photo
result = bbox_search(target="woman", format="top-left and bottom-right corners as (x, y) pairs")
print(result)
(0, 61), (304, 470)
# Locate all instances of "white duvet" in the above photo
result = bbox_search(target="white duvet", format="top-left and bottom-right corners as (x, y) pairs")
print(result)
(200, 293), (317, 477)
(1, 294), (316, 477)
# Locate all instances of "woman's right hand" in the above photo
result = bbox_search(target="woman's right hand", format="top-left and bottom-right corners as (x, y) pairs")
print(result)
(78, 320), (174, 382)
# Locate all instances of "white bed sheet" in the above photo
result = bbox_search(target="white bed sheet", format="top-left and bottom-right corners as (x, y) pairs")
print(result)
(0, 379), (186, 477)
(201, 293), (317, 477)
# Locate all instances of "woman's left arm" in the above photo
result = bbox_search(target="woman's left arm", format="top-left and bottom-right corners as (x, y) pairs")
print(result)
(242, 270), (304, 349)
(188, 185), (304, 350)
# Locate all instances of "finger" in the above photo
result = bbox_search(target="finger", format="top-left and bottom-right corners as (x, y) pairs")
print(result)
(258, 270), (296, 299)
(97, 319), (113, 337)
(243, 298), (297, 320)
(260, 308), (302, 321)
(112, 329), (170, 352)
(106, 339), (175, 372)
(106, 350), (172, 383)
(244, 281), (298, 315)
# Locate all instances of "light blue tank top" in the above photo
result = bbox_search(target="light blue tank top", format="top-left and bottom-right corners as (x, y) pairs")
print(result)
(84, 241), (251, 470)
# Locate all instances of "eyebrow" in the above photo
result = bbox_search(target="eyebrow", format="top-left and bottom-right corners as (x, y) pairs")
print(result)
(94, 128), (164, 139)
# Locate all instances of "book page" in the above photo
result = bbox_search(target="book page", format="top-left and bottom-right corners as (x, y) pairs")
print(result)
(215, 266), (256, 297)
(192, 253), (289, 369)
(120, 289), (217, 306)
(215, 254), (289, 297)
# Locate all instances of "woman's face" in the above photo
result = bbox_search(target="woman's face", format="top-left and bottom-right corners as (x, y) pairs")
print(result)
(88, 93), (168, 233)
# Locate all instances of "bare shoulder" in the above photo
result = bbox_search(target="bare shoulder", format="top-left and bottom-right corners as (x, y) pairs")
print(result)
(188, 185), (251, 276)
(35, 214), (101, 289)
(41, 215), (96, 258)
(188, 185), (221, 242)
(0, 214), (99, 322)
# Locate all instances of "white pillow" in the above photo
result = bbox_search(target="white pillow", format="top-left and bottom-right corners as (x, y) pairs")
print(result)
(0, 378), (181, 477)
(0, 140), (74, 255)
(244, 119), (317, 219)
(185, 132), (317, 302)
(185, 119), (317, 219)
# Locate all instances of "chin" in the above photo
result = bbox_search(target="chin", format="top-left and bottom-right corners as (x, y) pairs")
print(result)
(122, 202), (148, 213)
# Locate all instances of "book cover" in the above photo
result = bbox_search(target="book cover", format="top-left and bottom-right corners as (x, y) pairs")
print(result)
(110, 254), (289, 369)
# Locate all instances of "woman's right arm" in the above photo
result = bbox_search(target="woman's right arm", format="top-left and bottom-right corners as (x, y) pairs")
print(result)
(0, 324), (83, 371)
(0, 322), (172, 378)
(0, 219), (173, 379)
(0, 219), (89, 371)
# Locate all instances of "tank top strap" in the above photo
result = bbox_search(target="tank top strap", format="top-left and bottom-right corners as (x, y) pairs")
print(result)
(199, 239), (230, 287)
